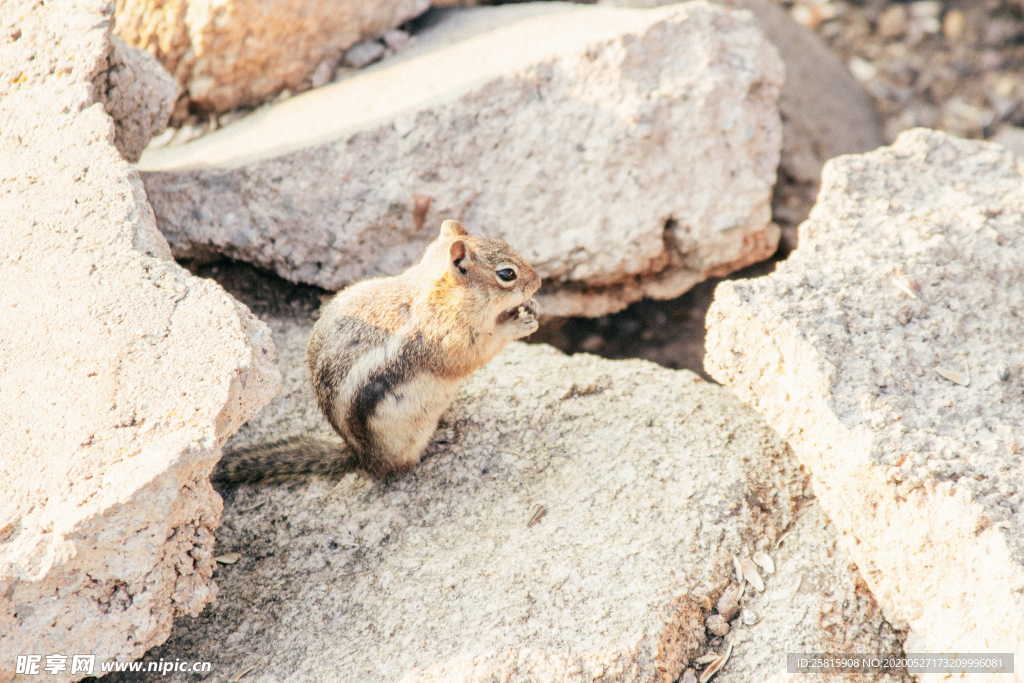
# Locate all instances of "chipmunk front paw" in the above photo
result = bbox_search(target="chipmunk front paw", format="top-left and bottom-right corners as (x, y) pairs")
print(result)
(501, 298), (540, 339)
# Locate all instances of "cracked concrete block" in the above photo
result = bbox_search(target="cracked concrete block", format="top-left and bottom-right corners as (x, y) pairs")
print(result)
(0, 1), (280, 677)
(706, 129), (1024, 675)
(139, 2), (783, 318)
(113, 0), (430, 114)
(121, 277), (809, 681)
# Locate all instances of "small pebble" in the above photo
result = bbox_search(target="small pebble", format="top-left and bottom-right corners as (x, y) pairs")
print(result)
(740, 556), (765, 592)
(994, 77), (1016, 98)
(910, 1), (942, 20)
(383, 29), (410, 51)
(579, 334), (605, 353)
(943, 9), (966, 41)
(344, 40), (385, 69)
(848, 57), (878, 82)
(753, 550), (775, 575)
(790, 5), (818, 29)
(310, 59), (335, 89)
(896, 305), (914, 326)
(716, 585), (741, 621)
(706, 614), (730, 637)
(877, 5), (908, 39)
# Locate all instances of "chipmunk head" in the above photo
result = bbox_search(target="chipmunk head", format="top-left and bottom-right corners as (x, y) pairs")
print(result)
(429, 219), (541, 328)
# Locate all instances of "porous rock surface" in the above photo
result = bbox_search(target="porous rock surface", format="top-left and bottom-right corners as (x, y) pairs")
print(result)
(140, 2), (783, 318)
(706, 129), (1024, 669)
(604, 0), (885, 248)
(0, 1), (279, 677)
(103, 35), (178, 162)
(130, 290), (810, 681)
(113, 0), (430, 114)
(715, 501), (907, 682)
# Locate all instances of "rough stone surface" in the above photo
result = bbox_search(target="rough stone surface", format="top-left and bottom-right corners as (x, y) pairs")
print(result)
(102, 35), (178, 162)
(715, 501), (907, 682)
(0, 1), (280, 677)
(992, 124), (1024, 159)
(603, 0), (884, 248)
(140, 2), (783, 318)
(706, 129), (1024, 668)
(113, 0), (430, 114)
(125, 279), (810, 681)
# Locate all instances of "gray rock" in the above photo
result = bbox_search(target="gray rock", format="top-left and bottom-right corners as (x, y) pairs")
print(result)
(133, 299), (809, 681)
(343, 39), (386, 68)
(139, 2), (784, 318)
(602, 0), (885, 249)
(0, 1), (279, 677)
(715, 501), (908, 682)
(102, 36), (179, 162)
(706, 129), (1024, 666)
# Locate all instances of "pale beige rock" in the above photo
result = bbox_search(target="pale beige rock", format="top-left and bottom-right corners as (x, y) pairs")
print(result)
(0, 1), (279, 677)
(124, 281), (809, 681)
(139, 2), (783, 318)
(113, 0), (430, 114)
(706, 129), (1024, 675)
(102, 35), (178, 161)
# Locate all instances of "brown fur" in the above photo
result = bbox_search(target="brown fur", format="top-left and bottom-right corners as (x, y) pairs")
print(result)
(213, 220), (541, 486)
(213, 435), (358, 486)
(262, 220), (540, 480)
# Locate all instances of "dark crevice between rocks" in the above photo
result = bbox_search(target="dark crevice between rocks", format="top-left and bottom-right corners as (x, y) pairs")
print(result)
(528, 258), (779, 382)
(183, 259), (324, 325)
(186, 251), (781, 385)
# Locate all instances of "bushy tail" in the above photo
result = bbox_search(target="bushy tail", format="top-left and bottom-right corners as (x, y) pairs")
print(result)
(212, 435), (359, 486)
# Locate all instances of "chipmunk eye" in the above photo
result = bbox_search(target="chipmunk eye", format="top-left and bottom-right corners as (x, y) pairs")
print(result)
(496, 268), (517, 282)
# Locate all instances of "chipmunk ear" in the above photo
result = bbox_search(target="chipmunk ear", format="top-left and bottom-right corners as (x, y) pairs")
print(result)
(440, 219), (468, 238)
(449, 239), (468, 276)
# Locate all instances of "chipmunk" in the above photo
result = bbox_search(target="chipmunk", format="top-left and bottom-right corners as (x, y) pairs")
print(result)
(213, 219), (541, 485)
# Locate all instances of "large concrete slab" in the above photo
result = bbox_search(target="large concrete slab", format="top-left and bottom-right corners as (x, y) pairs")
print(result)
(706, 129), (1024, 675)
(0, 1), (279, 677)
(140, 2), (783, 318)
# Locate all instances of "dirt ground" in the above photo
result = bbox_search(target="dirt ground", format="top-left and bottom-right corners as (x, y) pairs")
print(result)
(782, 0), (1024, 142)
